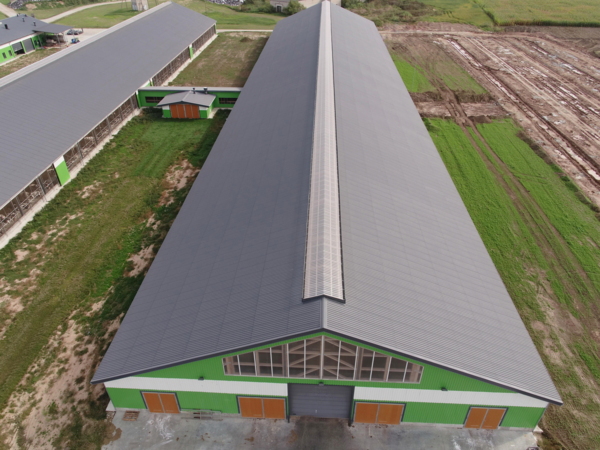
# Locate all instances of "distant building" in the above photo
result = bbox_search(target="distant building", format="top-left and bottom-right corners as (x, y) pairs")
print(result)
(0, 14), (71, 64)
(132, 0), (149, 11)
(270, 0), (340, 13)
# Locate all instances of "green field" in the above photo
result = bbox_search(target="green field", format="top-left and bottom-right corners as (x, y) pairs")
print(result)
(176, 0), (284, 29)
(430, 118), (600, 449)
(0, 49), (59, 79)
(391, 54), (434, 93)
(481, 0), (600, 26)
(55, 3), (141, 28)
(348, 0), (600, 29)
(419, 0), (493, 27)
(26, 4), (89, 20)
(171, 33), (268, 87)
(0, 110), (228, 447)
(52, 0), (282, 30)
(387, 37), (487, 98)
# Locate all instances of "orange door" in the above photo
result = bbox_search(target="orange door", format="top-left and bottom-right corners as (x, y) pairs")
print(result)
(482, 408), (506, 429)
(184, 104), (193, 119)
(377, 404), (403, 425)
(177, 104), (186, 118)
(239, 397), (264, 418)
(170, 105), (178, 119)
(354, 403), (379, 424)
(143, 392), (164, 413)
(191, 106), (200, 119)
(159, 393), (180, 414)
(263, 398), (286, 419)
(464, 407), (488, 428)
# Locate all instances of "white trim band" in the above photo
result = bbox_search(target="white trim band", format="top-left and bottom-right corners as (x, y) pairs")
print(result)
(354, 386), (548, 408)
(105, 377), (288, 397)
(53, 156), (65, 168)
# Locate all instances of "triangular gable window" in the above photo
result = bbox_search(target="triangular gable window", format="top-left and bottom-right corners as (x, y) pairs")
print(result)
(222, 336), (423, 384)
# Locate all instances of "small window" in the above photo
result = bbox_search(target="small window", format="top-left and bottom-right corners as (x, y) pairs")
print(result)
(9, 50), (12, 56)
(144, 96), (164, 104)
(219, 97), (237, 105)
(2, 53), (5, 59)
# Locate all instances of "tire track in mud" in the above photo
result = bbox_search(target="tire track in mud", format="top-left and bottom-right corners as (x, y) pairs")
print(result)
(444, 37), (600, 193)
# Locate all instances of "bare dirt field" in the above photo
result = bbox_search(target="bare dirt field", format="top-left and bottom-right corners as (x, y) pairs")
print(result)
(384, 24), (600, 449)
(385, 24), (600, 207)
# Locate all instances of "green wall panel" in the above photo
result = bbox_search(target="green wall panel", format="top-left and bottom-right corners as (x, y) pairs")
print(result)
(501, 406), (545, 428)
(176, 391), (239, 413)
(54, 161), (70, 185)
(136, 331), (512, 394)
(163, 109), (172, 119)
(106, 385), (543, 428)
(0, 44), (16, 63)
(398, 402), (469, 425)
(107, 388), (146, 409)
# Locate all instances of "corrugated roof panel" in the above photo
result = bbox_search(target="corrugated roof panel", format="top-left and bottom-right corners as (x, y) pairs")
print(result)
(0, 3), (215, 208)
(327, 4), (560, 404)
(92, 4), (324, 383)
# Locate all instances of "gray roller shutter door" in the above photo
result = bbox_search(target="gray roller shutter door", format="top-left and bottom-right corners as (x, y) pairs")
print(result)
(12, 42), (23, 52)
(288, 384), (353, 419)
(23, 38), (35, 53)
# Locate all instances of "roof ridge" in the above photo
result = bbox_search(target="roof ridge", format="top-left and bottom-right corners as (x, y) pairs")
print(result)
(302, 1), (344, 307)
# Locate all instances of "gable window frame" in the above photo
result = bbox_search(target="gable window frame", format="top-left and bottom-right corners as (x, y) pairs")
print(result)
(222, 336), (423, 384)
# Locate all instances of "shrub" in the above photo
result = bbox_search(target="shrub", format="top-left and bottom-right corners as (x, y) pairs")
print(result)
(285, 0), (305, 15)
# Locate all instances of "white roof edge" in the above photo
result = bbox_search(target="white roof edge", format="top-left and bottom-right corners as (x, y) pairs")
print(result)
(303, 1), (344, 303)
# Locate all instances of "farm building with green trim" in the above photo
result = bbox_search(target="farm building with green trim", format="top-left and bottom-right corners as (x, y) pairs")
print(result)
(92, 3), (561, 429)
(0, 3), (216, 245)
(0, 14), (71, 64)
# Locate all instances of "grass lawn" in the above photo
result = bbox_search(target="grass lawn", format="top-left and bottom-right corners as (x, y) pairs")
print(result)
(175, 0), (284, 30)
(26, 5), (87, 20)
(171, 33), (268, 87)
(52, 0), (283, 30)
(391, 54), (434, 93)
(55, 3), (141, 28)
(429, 118), (600, 449)
(387, 37), (487, 97)
(419, 0), (493, 28)
(0, 49), (60, 79)
(0, 110), (228, 446)
(482, 0), (600, 26)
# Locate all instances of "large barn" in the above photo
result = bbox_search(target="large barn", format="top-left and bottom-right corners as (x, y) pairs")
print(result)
(92, 3), (561, 429)
(0, 3), (216, 241)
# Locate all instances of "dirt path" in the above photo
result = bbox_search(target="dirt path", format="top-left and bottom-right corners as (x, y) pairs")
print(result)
(0, 3), (16, 17)
(45, 1), (117, 23)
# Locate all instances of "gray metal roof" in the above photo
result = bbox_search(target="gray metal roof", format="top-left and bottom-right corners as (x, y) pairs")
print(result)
(157, 91), (216, 107)
(0, 14), (56, 46)
(0, 2), (215, 209)
(32, 23), (72, 34)
(92, 4), (561, 405)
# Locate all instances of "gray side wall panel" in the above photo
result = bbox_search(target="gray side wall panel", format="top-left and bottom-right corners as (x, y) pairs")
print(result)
(289, 384), (353, 418)
(23, 38), (34, 53)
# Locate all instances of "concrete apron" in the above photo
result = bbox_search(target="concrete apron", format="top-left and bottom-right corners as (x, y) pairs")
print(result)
(104, 409), (539, 450)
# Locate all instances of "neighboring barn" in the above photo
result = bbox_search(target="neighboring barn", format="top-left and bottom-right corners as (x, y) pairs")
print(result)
(0, 14), (71, 63)
(92, 3), (561, 429)
(157, 89), (216, 119)
(0, 3), (216, 241)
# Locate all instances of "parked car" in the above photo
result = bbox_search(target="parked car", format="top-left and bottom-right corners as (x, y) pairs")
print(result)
(73, 29), (83, 35)
(67, 29), (75, 35)
(71, 38), (80, 44)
